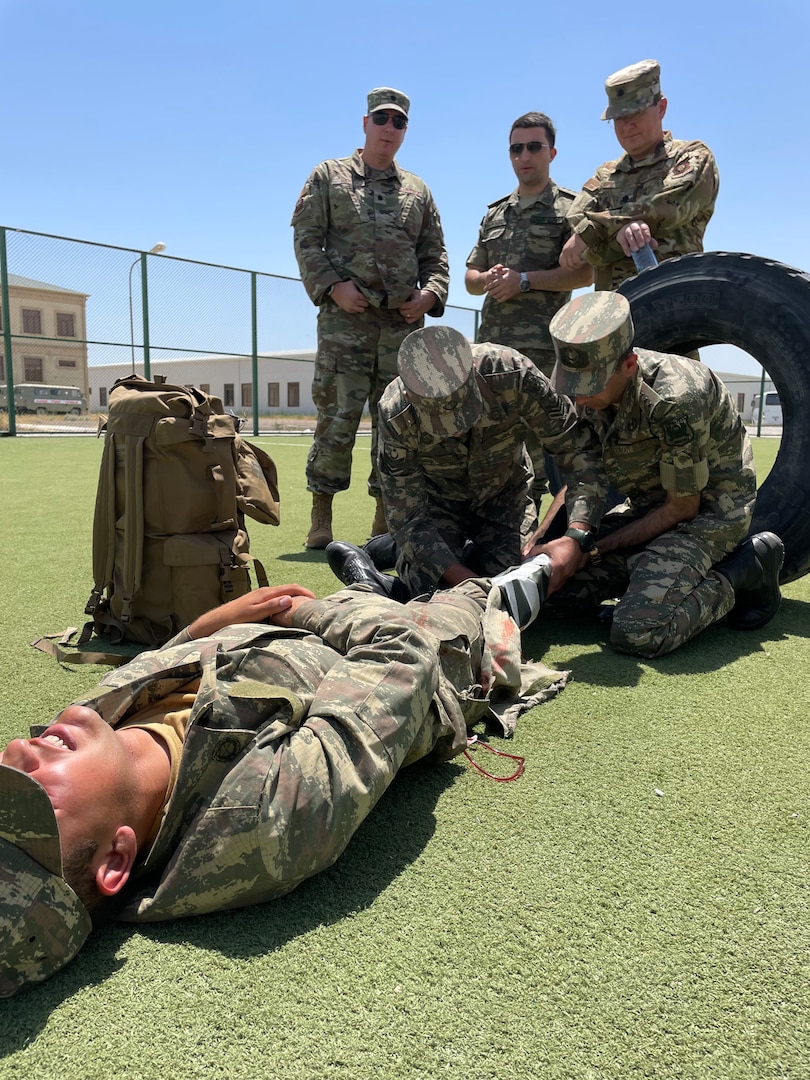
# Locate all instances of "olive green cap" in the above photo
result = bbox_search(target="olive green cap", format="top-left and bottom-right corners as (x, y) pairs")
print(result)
(602, 59), (661, 120)
(550, 292), (635, 398)
(367, 87), (410, 117)
(0, 764), (92, 997)
(397, 326), (483, 438)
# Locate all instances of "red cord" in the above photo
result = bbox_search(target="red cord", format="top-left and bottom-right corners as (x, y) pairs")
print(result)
(463, 735), (525, 782)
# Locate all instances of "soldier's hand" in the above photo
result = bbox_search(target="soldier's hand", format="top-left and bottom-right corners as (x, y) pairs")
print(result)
(521, 537), (588, 596)
(331, 280), (369, 313)
(484, 266), (520, 303)
(399, 288), (436, 323)
(560, 233), (589, 271)
(617, 222), (658, 256)
(187, 585), (317, 638)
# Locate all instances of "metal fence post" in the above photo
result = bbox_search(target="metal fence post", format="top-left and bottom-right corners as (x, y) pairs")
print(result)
(251, 271), (259, 436)
(756, 367), (766, 438)
(0, 228), (16, 436)
(141, 253), (152, 380)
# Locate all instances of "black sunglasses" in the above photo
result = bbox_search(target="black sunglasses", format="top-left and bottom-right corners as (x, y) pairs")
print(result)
(371, 111), (408, 130)
(509, 141), (550, 156)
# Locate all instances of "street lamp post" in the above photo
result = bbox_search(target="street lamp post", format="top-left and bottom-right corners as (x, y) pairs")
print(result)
(128, 242), (166, 376)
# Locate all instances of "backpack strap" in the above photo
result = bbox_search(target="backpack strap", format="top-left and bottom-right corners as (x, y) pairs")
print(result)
(119, 431), (146, 626)
(84, 428), (118, 618)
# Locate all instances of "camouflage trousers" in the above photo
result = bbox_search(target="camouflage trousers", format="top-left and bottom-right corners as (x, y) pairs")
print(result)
(306, 303), (420, 496)
(396, 501), (527, 598)
(545, 509), (744, 658)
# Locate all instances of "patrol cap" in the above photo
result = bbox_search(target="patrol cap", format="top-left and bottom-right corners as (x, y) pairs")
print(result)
(602, 59), (662, 120)
(0, 764), (92, 997)
(397, 326), (483, 439)
(550, 292), (635, 398)
(367, 87), (410, 118)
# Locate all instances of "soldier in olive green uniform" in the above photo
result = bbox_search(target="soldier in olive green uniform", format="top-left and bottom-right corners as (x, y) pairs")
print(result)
(292, 87), (449, 548)
(466, 112), (592, 376)
(374, 326), (604, 600)
(466, 112), (593, 503)
(0, 579), (568, 997)
(560, 60), (719, 291)
(526, 292), (784, 658)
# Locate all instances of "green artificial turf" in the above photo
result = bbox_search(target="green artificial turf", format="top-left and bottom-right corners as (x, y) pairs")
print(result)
(0, 434), (807, 1080)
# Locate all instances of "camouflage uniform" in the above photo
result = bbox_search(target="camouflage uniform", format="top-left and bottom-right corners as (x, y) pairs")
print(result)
(466, 182), (577, 376)
(0, 581), (571, 995)
(566, 132), (719, 291)
(377, 341), (604, 597)
(38, 583), (539, 927)
(292, 149), (449, 495)
(549, 348), (756, 657)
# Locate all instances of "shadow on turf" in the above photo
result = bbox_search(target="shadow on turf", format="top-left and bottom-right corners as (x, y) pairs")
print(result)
(0, 760), (461, 1042)
(521, 596), (809, 688)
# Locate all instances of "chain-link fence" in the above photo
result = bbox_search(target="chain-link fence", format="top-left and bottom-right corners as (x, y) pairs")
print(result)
(0, 226), (481, 436)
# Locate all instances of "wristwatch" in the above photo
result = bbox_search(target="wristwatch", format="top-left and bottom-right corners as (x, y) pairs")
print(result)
(565, 527), (602, 563)
(519, 272), (531, 293)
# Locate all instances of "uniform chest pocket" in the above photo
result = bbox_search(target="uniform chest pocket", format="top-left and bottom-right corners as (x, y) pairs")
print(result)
(330, 183), (372, 235)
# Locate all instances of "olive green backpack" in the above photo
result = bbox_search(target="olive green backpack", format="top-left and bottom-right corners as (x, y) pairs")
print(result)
(36, 375), (280, 663)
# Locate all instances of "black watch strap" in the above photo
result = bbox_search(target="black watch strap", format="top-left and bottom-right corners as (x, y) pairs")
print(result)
(564, 527), (596, 552)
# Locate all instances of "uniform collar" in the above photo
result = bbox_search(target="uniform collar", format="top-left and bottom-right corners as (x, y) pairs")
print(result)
(506, 178), (557, 208)
(351, 148), (401, 183)
(616, 131), (674, 172)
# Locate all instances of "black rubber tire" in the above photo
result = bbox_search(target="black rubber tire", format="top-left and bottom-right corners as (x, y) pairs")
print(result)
(619, 252), (810, 583)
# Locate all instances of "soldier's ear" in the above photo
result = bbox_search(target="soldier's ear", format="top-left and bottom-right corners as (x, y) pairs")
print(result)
(95, 826), (138, 897)
(621, 352), (639, 377)
(657, 97), (668, 122)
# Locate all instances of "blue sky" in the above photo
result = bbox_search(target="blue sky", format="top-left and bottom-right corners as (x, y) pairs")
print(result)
(3, 0), (808, 375)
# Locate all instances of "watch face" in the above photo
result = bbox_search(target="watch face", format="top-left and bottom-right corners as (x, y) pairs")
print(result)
(566, 527), (595, 551)
(520, 274), (530, 292)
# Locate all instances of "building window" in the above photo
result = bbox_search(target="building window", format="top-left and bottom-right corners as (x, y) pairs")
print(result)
(24, 357), (43, 381)
(99, 387), (108, 407)
(56, 312), (76, 337)
(58, 358), (77, 368)
(22, 309), (43, 334)
(241, 383), (253, 407)
(737, 392), (745, 413)
(199, 383), (210, 393)
(267, 382), (280, 408)
(223, 383), (234, 406)
(287, 382), (300, 408)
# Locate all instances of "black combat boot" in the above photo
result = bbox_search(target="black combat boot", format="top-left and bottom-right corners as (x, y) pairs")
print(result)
(326, 542), (411, 602)
(715, 531), (784, 630)
(363, 532), (398, 570)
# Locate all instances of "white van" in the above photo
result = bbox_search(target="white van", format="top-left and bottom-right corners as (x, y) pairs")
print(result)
(0, 383), (87, 415)
(750, 391), (782, 426)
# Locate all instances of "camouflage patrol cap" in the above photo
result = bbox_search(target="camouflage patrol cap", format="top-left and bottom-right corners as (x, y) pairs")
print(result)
(397, 326), (483, 438)
(367, 87), (410, 117)
(550, 292), (635, 398)
(602, 59), (662, 120)
(0, 764), (92, 997)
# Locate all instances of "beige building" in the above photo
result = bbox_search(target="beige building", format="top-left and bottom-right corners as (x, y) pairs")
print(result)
(89, 351), (317, 415)
(1, 273), (89, 396)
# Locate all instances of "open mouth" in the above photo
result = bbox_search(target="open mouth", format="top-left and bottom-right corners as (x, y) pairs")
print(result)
(37, 727), (77, 751)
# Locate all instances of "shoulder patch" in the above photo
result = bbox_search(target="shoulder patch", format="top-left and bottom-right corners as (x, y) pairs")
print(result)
(583, 177), (601, 193)
(658, 410), (693, 447)
(670, 157), (696, 179)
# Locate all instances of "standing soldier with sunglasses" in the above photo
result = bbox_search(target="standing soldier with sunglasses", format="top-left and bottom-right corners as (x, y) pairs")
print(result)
(465, 113), (593, 511)
(292, 88), (449, 549)
(559, 61), (719, 291)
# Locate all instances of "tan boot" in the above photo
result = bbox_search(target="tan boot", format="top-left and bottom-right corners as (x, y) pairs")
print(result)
(304, 492), (334, 549)
(370, 496), (388, 538)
